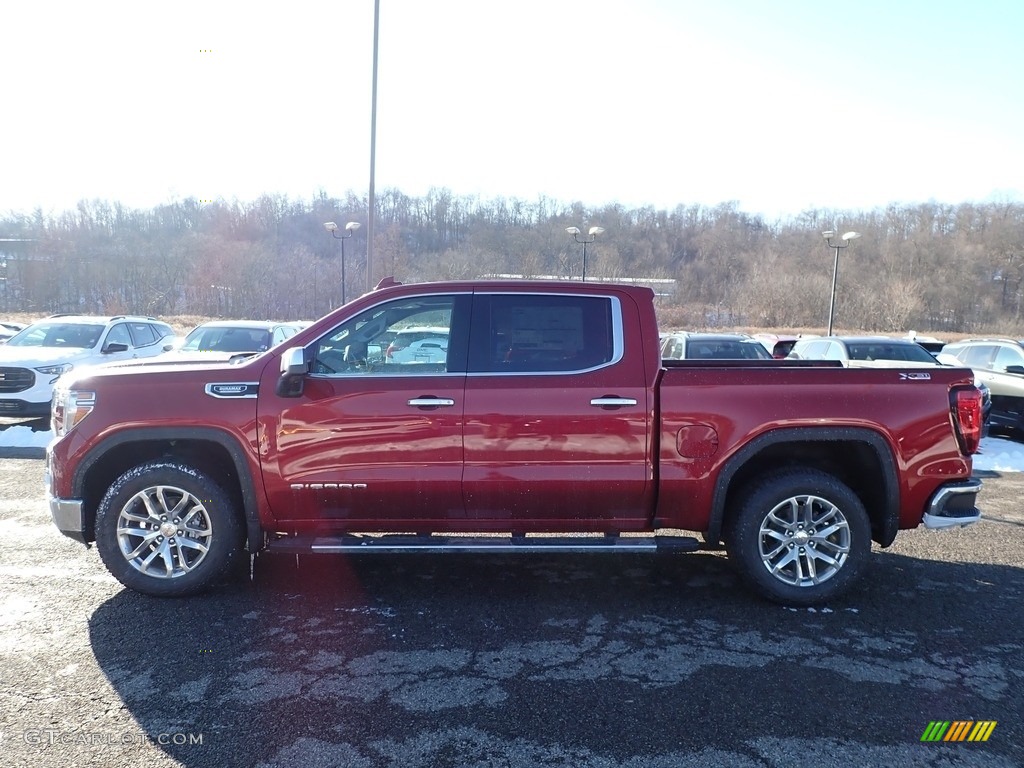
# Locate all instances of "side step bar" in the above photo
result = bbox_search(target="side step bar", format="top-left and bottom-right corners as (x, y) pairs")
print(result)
(267, 534), (702, 555)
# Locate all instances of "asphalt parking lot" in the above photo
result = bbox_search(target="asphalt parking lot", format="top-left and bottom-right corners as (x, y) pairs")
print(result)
(0, 446), (1021, 768)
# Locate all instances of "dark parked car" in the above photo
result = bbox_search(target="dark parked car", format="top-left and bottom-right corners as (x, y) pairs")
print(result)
(660, 332), (773, 360)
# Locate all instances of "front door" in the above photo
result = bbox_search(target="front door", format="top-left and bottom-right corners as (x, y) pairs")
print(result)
(259, 293), (471, 527)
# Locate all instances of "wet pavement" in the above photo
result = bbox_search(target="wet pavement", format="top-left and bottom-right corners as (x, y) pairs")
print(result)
(1, 452), (1021, 767)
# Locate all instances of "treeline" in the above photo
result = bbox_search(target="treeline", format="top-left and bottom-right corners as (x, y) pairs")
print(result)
(1, 190), (1022, 334)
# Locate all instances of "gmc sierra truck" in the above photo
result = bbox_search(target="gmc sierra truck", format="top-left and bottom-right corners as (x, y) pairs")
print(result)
(45, 279), (984, 605)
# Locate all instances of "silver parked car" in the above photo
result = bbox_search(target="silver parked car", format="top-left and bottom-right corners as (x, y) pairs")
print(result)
(789, 336), (992, 435)
(661, 332), (773, 360)
(940, 338), (1024, 435)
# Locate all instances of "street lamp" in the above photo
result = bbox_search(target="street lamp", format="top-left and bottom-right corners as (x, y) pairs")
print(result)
(822, 230), (862, 335)
(323, 221), (361, 305)
(565, 225), (605, 282)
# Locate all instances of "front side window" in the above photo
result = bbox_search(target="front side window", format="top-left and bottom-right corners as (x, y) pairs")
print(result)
(104, 324), (132, 349)
(469, 294), (616, 373)
(311, 295), (460, 376)
(993, 345), (1024, 371)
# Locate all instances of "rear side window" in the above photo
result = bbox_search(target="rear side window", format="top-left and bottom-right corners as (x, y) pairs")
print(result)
(993, 345), (1024, 370)
(469, 294), (616, 373)
(957, 345), (996, 368)
(662, 337), (684, 359)
(128, 322), (158, 347)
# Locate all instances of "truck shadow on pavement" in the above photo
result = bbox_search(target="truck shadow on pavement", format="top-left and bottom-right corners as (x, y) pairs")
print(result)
(87, 550), (1024, 768)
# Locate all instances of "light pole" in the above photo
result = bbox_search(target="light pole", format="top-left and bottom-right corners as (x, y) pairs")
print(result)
(323, 221), (361, 305)
(367, 0), (380, 291)
(822, 230), (862, 335)
(565, 225), (605, 282)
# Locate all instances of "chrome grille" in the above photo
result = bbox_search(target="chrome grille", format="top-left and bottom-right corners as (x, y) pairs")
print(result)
(0, 367), (35, 393)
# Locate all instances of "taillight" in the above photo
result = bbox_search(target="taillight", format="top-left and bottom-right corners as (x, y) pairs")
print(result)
(952, 387), (982, 455)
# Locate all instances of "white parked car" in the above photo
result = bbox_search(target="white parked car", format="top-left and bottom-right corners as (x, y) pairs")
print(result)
(384, 327), (449, 364)
(0, 315), (176, 416)
(171, 320), (307, 359)
(0, 321), (26, 344)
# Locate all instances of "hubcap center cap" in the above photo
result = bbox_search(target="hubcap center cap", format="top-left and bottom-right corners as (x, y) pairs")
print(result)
(793, 530), (810, 545)
(159, 522), (176, 538)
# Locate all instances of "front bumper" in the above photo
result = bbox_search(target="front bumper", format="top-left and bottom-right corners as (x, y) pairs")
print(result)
(45, 448), (88, 544)
(922, 478), (982, 529)
(0, 397), (51, 417)
(48, 495), (88, 543)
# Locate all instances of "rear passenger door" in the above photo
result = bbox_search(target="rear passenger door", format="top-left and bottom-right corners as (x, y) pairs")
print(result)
(461, 291), (651, 526)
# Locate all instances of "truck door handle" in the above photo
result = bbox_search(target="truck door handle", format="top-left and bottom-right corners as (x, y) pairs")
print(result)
(407, 397), (456, 408)
(590, 397), (638, 408)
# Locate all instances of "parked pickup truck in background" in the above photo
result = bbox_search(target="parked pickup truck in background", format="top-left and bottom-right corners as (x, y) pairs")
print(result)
(45, 279), (985, 605)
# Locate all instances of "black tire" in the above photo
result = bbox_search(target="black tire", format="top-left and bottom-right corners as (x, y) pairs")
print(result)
(723, 469), (871, 606)
(95, 461), (242, 597)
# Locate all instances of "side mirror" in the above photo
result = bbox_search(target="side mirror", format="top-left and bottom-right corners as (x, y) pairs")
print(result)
(276, 346), (307, 397)
(103, 342), (129, 354)
(1005, 365), (1024, 376)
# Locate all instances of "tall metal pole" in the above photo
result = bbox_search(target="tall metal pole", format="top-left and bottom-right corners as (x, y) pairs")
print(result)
(822, 230), (860, 335)
(340, 237), (347, 305)
(366, 0), (380, 291)
(827, 244), (840, 336)
(566, 226), (604, 282)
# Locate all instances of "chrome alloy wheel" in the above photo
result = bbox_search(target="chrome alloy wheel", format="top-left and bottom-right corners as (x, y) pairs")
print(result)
(115, 485), (213, 579)
(758, 494), (851, 587)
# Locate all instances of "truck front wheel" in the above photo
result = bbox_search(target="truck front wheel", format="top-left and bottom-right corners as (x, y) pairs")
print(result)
(724, 469), (871, 606)
(95, 461), (242, 597)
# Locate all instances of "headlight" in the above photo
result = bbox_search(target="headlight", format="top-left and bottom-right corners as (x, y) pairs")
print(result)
(51, 388), (95, 437)
(36, 363), (73, 377)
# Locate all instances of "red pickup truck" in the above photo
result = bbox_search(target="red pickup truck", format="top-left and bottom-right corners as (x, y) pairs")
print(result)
(46, 279), (984, 605)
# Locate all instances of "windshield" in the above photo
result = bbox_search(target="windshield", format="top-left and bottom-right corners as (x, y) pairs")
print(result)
(846, 342), (937, 363)
(180, 326), (272, 353)
(686, 339), (773, 360)
(6, 322), (104, 349)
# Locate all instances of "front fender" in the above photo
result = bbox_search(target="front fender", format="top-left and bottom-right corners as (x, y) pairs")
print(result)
(71, 426), (265, 553)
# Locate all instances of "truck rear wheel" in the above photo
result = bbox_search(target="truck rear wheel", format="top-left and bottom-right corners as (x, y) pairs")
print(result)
(724, 469), (871, 605)
(95, 461), (242, 597)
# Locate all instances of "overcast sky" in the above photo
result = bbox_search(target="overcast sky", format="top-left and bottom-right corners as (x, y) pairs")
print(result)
(2, 0), (1022, 221)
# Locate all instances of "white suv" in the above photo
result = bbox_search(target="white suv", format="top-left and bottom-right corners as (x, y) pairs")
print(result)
(0, 315), (176, 416)
(384, 327), (449, 364)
